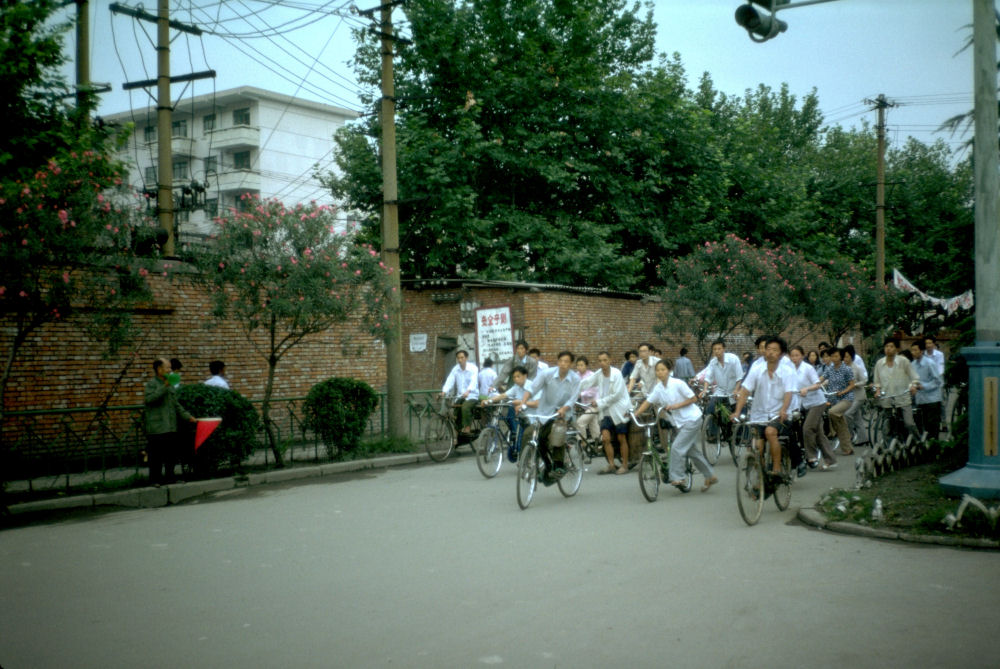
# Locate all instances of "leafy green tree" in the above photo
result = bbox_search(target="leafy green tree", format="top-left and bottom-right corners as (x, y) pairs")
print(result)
(191, 197), (394, 466)
(328, 0), (731, 291)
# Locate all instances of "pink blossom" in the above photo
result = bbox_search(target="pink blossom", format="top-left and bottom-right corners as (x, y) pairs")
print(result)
(62, 272), (70, 283)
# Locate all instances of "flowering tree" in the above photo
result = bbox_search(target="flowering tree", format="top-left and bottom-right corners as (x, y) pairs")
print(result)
(656, 234), (884, 359)
(193, 196), (395, 466)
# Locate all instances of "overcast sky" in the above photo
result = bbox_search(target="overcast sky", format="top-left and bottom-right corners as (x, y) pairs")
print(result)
(62, 1), (982, 155)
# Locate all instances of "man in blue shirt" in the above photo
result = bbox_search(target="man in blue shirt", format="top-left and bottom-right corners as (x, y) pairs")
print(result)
(523, 351), (581, 482)
(910, 340), (943, 439)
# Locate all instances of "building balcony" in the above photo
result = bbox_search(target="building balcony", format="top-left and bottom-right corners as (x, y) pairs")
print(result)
(206, 125), (260, 151)
(212, 168), (261, 194)
(170, 136), (198, 157)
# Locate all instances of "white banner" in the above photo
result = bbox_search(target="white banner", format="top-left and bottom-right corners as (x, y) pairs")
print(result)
(475, 305), (513, 368)
(892, 269), (974, 315)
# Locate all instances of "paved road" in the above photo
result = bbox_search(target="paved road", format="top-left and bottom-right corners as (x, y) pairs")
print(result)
(1, 452), (998, 668)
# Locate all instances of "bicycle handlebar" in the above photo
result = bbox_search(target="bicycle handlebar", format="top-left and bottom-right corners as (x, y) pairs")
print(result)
(521, 412), (563, 423)
(629, 411), (656, 428)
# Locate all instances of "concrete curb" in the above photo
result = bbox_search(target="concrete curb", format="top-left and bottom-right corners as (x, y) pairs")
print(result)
(796, 506), (1000, 549)
(6, 450), (439, 517)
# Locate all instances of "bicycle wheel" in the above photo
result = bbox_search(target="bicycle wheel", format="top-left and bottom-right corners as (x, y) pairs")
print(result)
(475, 426), (504, 479)
(736, 451), (765, 526)
(730, 423), (749, 466)
(423, 413), (455, 462)
(773, 449), (792, 511)
(702, 416), (722, 466)
(517, 443), (538, 509)
(638, 452), (660, 502)
(557, 438), (583, 498)
(677, 456), (694, 493)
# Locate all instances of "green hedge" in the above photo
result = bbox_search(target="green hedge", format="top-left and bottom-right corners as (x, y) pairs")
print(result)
(176, 384), (261, 476)
(303, 377), (379, 459)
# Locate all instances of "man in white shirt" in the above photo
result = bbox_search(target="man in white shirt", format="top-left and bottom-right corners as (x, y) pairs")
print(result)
(528, 348), (550, 375)
(702, 339), (743, 439)
(440, 350), (479, 433)
(733, 337), (798, 477)
(204, 360), (230, 390)
(579, 351), (632, 474)
(477, 358), (498, 399)
(924, 335), (946, 377)
(627, 342), (660, 397)
(872, 338), (920, 442)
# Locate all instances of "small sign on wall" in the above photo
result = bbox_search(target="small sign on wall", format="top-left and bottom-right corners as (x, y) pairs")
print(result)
(409, 333), (427, 352)
(475, 306), (513, 367)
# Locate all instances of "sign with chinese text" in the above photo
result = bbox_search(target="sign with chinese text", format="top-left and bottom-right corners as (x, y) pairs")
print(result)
(475, 306), (513, 368)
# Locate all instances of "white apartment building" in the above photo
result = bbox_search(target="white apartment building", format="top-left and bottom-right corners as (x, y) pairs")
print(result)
(103, 86), (358, 241)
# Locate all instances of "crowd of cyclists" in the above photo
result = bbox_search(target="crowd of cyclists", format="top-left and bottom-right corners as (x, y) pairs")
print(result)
(439, 332), (947, 493)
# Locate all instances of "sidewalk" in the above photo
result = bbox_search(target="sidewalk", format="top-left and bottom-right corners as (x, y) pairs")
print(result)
(5, 451), (435, 517)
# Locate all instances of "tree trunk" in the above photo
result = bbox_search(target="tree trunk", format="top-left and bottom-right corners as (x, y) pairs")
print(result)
(261, 316), (284, 467)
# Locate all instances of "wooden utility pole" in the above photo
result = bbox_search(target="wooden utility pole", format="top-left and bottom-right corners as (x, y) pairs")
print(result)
(867, 94), (894, 289)
(75, 0), (90, 115)
(378, 2), (404, 438)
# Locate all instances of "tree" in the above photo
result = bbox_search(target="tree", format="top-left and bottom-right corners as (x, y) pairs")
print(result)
(0, 0), (154, 472)
(328, 0), (721, 291)
(191, 197), (394, 466)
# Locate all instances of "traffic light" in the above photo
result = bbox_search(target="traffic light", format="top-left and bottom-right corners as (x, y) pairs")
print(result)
(735, 1), (788, 42)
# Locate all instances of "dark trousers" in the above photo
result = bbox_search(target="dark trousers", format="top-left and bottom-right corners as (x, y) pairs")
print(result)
(147, 432), (179, 484)
(916, 401), (941, 440)
(536, 420), (565, 468)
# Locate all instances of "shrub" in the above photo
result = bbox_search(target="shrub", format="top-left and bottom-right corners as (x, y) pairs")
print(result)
(303, 377), (379, 459)
(175, 384), (261, 476)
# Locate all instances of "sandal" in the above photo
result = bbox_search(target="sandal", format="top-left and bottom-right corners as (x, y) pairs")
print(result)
(598, 464), (617, 475)
(701, 476), (718, 492)
(615, 466), (629, 475)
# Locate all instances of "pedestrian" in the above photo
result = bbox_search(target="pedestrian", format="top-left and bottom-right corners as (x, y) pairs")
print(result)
(204, 360), (230, 389)
(169, 357), (183, 387)
(910, 340), (943, 439)
(674, 347), (696, 383)
(144, 357), (197, 485)
(478, 358), (498, 399)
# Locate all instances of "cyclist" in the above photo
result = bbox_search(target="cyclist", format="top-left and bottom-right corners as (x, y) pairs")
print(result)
(674, 347), (696, 383)
(439, 350), (479, 434)
(574, 356), (601, 444)
(732, 337), (798, 478)
(627, 342), (660, 397)
(791, 345), (836, 471)
(495, 340), (539, 390)
(634, 358), (718, 491)
(701, 339), (743, 441)
(482, 365), (534, 459)
(872, 337), (920, 442)
(521, 351), (581, 482)
(821, 347), (856, 455)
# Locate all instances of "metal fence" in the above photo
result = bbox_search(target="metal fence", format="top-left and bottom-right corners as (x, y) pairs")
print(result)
(2, 390), (439, 493)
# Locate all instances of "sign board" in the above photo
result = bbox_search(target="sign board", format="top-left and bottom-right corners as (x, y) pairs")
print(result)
(409, 333), (427, 352)
(475, 305), (513, 368)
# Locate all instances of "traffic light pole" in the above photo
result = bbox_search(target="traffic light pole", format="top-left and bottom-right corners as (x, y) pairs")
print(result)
(940, 0), (1000, 498)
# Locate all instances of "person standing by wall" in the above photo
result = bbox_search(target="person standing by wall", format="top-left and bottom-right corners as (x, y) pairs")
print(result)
(204, 360), (230, 390)
(144, 357), (197, 486)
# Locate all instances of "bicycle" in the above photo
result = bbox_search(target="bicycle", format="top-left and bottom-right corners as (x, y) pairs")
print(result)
(633, 411), (694, 502)
(733, 415), (796, 526)
(700, 389), (734, 466)
(474, 401), (524, 478)
(571, 401), (604, 464)
(728, 397), (753, 465)
(421, 395), (485, 462)
(516, 412), (584, 510)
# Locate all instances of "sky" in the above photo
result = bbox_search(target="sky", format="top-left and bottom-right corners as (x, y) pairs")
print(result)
(58, 0), (983, 156)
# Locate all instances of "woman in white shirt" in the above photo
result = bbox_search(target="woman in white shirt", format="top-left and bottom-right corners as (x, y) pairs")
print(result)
(635, 359), (718, 492)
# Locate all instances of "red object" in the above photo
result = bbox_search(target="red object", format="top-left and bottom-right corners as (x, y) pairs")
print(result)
(194, 417), (222, 450)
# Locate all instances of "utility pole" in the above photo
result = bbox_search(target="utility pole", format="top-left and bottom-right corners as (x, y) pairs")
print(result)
(361, 1), (405, 438)
(866, 94), (895, 289)
(75, 0), (90, 116)
(156, 0), (175, 256)
(111, 2), (210, 258)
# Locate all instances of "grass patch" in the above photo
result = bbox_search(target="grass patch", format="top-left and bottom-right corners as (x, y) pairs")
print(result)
(816, 447), (1000, 539)
(344, 435), (420, 460)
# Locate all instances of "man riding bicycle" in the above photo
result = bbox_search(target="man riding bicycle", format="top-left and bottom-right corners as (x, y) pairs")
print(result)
(521, 351), (581, 483)
(439, 350), (479, 434)
(701, 339), (743, 440)
(732, 337), (798, 478)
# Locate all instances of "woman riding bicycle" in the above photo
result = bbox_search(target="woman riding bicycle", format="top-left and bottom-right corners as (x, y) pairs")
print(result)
(634, 358), (718, 492)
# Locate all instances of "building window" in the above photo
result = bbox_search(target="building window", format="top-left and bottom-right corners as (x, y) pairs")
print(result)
(173, 160), (189, 180)
(205, 198), (218, 217)
(204, 155), (218, 175)
(171, 119), (188, 138)
(233, 107), (251, 126)
(203, 113), (215, 132)
(232, 151), (251, 170)
(143, 125), (156, 143)
(144, 166), (157, 183)
(176, 209), (190, 225)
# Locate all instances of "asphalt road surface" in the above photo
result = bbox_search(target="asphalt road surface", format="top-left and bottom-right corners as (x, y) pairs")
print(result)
(1, 452), (998, 668)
